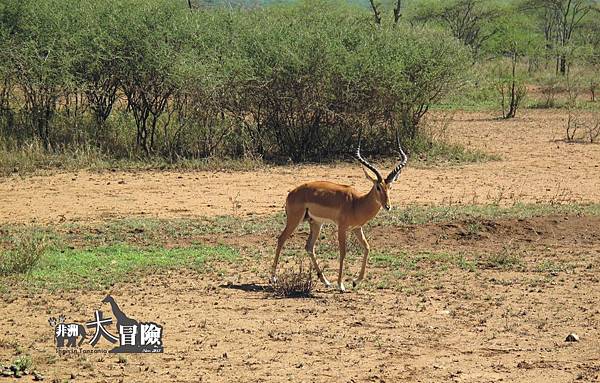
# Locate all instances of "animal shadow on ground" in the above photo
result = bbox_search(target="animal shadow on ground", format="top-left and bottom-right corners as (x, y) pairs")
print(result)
(220, 283), (274, 293)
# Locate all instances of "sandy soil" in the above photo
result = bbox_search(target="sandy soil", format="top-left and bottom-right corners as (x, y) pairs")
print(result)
(0, 109), (599, 225)
(1, 109), (600, 382)
(1, 215), (600, 382)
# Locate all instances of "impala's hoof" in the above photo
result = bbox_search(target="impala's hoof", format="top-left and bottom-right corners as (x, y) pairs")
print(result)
(338, 283), (346, 292)
(318, 273), (331, 288)
(269, 275), (278, 284)
(352, 278), (363, 288)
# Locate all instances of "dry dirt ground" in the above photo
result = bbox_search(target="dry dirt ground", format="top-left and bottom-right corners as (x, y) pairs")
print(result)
(0, 110), (599, 225)
(1, 109), (600, 382)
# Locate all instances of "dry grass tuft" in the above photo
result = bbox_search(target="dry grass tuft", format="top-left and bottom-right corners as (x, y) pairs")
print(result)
(272, 260), (314, 298)
(0, 231), (48, 276)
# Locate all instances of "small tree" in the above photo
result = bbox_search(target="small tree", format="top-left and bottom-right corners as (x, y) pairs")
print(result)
(522, 0), (596, 75)
(577, 11), (600, 101)
(7, 0), (74, 149)
(115, 0), (185, 155)
(72, 2), (124, 136)
(368, 0), (404, 25)
(407, 0), (502, 54)
(0, 27), (15, 134)
(488, 13), (540, 118)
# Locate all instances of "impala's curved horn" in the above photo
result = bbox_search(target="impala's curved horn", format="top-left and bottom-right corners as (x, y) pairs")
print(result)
(385, 131), (408, 184)
(356, 130), (383, 183)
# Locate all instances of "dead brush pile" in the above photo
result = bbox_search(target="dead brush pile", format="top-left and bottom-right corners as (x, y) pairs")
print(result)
(272, 261), (314, 298)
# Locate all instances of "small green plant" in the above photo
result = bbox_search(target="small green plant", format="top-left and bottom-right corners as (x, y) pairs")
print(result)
(0, 231), (48, 276)
(479, 246), (523, 270)
(536, 260), (569, 273)
(466, 221), (483, 237)
(13, 355), (33, 371)
(1, 355), (35, 378)
(457, 254), (477, 272)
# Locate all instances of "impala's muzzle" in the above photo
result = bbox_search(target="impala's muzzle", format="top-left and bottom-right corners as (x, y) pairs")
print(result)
(384, 204), (391, 211)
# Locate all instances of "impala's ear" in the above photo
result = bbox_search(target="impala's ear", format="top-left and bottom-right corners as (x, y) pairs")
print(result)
(362, 166), (377, 182)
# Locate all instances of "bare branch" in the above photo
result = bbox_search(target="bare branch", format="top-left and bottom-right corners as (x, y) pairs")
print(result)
(369, 0), (382, 25)
(393, 0), (403, 24)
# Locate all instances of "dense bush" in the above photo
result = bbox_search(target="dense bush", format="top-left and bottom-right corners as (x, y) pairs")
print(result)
(0, 0), (469, 162)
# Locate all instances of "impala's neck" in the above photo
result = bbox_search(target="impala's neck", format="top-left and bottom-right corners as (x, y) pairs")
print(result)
(355, 185), (382, 224)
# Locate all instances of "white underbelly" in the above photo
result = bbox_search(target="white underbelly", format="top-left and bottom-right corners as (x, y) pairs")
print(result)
(307, 211), (337, 225)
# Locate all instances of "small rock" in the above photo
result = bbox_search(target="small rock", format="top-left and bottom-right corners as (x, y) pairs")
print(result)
(565, 333), (579, 342)
(33, 371), (45, 381)
(2, 369), (13, 377)
(71, 372), (77, 379)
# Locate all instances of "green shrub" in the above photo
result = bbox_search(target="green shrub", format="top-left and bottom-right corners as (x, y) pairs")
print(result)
(2, 0), (78, 149)
(229, 2), (469, 160)
(0, 0), (470, 163)
(0, 231), (47, 275)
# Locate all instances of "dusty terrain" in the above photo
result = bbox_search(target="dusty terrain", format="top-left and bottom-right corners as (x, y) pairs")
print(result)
(1, 109), (600, 382)
(0, 110), (599, 225)
(1, 215), (600, 382)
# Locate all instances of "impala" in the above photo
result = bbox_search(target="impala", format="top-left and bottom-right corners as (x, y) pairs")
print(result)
(271, 140), (408, 292)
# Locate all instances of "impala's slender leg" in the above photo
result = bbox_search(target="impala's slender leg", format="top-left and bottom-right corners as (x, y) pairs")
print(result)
(337, 227), (348, 292)
(352, 227), (370, 287)
(271, 207), (305, 283)
(305, 220), (331, 287)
